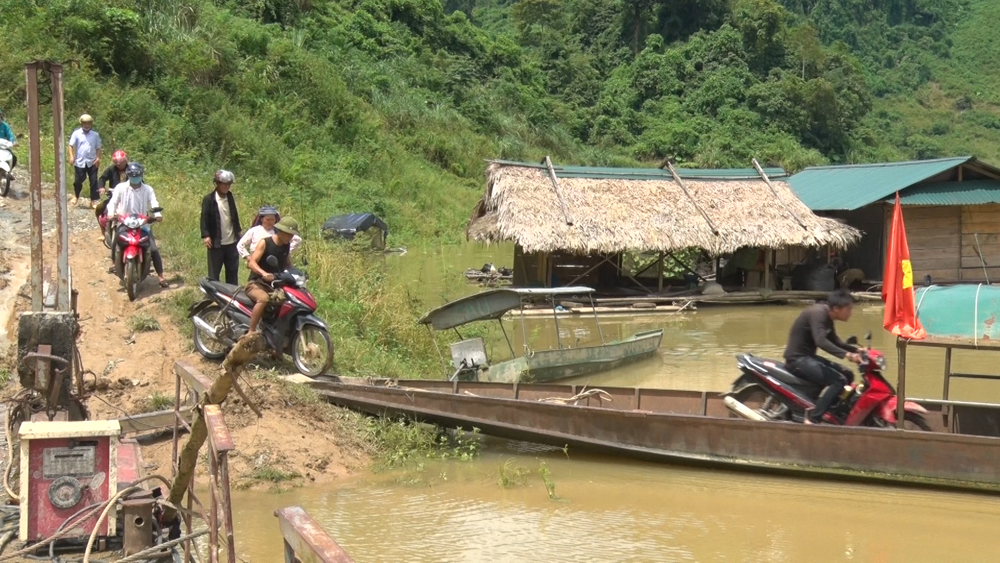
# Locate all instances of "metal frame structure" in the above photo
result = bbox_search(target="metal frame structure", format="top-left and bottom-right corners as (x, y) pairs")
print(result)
(171, 362), (237, 563)
(897, 336), (1000, 430)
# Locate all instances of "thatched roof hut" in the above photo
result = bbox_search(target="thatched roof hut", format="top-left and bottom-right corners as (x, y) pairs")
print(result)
(467, 160), (860, 255)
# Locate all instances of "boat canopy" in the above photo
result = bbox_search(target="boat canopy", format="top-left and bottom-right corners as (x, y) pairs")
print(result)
(418, 286), (595, 330)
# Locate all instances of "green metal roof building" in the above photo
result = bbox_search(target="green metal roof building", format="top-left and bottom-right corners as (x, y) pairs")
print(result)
(788, 157), (1000, 283)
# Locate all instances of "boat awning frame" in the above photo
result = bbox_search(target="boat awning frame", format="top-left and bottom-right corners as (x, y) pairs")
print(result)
(418, 287), (594, 330)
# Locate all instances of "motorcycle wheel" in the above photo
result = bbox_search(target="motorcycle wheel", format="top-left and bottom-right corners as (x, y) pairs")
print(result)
(902, 412), (931, 431)
(193, 305), (231, 360)
(292, 325), (333, 377)
(1, 174), (9, 197)
(125, 260), (140, 301)
(728, 384), (788, 421)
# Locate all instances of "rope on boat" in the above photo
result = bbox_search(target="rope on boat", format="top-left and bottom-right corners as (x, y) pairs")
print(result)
(538, 388), (613, 406)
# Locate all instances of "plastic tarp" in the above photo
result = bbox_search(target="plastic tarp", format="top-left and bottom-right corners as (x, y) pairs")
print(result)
(321, 213), (389, 240)
(915, 284), (1000, 341)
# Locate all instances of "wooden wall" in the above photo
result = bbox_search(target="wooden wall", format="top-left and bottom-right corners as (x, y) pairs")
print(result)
(881, 203), (1000, 283)
(960, 204), (1000, 282)
(894, 206), (962, 283)
(512, 245), (620, 288)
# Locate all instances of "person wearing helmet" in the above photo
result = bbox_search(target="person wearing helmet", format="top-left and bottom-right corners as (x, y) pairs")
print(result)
(107, 162), (168, 287)
(67, 114), (102, 208)
(236, 206), (301, 261)
(95, 150), (129, 237)
(200, 169), (242, 285)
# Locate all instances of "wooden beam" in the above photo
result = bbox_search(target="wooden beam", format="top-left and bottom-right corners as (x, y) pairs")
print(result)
(664, 162), (719, 235)
(752, 159), (809, 231)
(275, 506), (354, 563)
(543, 156), (574, 226)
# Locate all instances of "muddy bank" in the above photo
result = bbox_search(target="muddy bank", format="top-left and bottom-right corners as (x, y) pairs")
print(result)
(0, 180), (367, 491)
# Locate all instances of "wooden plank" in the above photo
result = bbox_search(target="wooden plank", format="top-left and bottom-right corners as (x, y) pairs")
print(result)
(119, 407), (193, 434)
(275, 506), (354, 563)
(961, 256), (1000, 269)
(957, 268), (1000, 282)
(203, 404), (235, 454)
(912, 268), (961, 282)
(174, 360), (213, 396)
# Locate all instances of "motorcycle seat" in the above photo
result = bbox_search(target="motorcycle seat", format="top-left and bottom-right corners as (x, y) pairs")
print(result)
(755, 357), (821, 389)
(202, 279), (256, 308)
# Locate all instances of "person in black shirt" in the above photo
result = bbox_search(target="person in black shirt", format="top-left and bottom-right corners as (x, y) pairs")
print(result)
(783, 289), (863, 424)
(96, 150), (128, 237)
(245, 217), (298, 333)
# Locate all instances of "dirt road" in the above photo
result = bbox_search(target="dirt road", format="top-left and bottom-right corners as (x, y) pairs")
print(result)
(0, 181), (364, 491)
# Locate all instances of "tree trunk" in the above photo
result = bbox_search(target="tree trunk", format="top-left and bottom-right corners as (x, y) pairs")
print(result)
(161, 332), (265, 523)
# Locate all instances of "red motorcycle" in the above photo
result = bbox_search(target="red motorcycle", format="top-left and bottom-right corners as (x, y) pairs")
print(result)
(724, 333), (930, 430)
(188, 256), (333, 377)
(114, 207), (162, 301)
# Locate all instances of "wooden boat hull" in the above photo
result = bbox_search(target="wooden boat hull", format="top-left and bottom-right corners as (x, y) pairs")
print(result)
(484, 329), (663, 383)
(311, 378), (1000, 492)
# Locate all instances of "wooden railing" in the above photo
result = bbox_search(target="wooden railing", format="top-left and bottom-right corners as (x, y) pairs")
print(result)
(274, 506), (353, 563)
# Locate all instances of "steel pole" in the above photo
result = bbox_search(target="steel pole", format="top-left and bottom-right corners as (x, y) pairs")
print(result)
(50, 64), (70, 311)
(25, 63), (43, 312)
(896, 338), (906, 429)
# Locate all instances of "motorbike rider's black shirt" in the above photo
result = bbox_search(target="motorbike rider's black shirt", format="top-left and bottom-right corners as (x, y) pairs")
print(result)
(99, 165), (126, 195)
(784, 304), (857, 362)
(248, 237), (290, 282)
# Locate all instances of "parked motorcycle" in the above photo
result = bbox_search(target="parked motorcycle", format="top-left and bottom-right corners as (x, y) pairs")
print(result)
(723, 333), (930, 430)
(189, 255), (334, 377)
(114, 207), (162, 301)
(0, 139), (15, 196)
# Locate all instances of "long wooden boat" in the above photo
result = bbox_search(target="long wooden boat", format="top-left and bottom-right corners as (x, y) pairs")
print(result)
(418, 286), (663, 383)
(310, 377), (1000, 492)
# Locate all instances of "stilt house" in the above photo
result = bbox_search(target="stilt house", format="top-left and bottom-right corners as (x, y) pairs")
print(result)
(466, 159), (860, 292)
(789, 157), (1000, 283)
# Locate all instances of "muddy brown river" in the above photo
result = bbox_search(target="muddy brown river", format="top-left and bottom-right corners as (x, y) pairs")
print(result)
(229, 243), (1000, 561)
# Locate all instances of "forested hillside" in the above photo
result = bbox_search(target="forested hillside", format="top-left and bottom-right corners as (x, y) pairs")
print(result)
(0, 0), (988, 242)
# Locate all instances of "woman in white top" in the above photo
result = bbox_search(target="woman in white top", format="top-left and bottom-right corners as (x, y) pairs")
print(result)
(236, 206), (302, 260)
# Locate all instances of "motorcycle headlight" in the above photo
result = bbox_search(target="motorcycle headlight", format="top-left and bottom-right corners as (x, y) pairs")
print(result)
(124, 216), (142, 229)
(292, 273), (306, 287)
(876, 356), (886, 370)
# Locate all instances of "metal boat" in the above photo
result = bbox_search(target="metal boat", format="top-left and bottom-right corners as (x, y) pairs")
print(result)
(418, 286), (663, 383)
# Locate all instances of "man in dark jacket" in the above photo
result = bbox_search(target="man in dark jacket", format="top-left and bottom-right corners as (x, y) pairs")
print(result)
(783, 289), (863, 424)
(200, 170), (242, 284)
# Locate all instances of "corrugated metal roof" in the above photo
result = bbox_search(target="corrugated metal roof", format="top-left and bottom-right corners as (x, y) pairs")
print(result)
(889, 181), (1000, 206)
(788, 157), (972, 211)
(490, 160), (787, 181)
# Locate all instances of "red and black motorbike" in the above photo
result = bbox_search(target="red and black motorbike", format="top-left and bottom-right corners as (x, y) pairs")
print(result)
(114, 207), (162, 302)
(723, 333), (930, 430)
(189, 256), (333, 377)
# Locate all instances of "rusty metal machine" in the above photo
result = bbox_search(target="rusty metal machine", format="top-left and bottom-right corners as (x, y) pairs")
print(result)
(17, 420), (120, 542)
(13, 60), (85, 423)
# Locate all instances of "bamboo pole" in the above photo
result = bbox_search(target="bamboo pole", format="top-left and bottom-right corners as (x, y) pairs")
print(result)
(752, 159), (808, 230)
(543, 156), (574, 226)
(664, 162), (719, 235)
(161, 333), (265, 523)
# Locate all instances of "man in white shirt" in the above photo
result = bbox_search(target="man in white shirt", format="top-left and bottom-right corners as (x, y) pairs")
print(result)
(67, 114), (102, 208)
(108, 162), (168, 288)
(199, 170), (242, 285)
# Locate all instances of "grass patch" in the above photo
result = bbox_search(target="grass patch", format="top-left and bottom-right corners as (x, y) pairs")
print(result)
(248, 465), (301, 483)
(496, 458), (531, 489)
(0, 368), (11, 388)
(139, 391), (174, 413)
(128, 313), (161, 333)
(360, 417), (481, 470)
(538, 460), (557, 499)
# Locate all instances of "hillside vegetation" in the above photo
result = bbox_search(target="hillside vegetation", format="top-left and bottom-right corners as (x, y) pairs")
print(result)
(0, 0), (995, 377)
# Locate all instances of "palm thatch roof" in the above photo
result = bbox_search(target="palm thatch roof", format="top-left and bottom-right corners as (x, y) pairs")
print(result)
(467, 160), (861, 255)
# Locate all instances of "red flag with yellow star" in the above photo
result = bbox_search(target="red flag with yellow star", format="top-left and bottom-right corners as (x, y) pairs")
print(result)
(882, 192), (926, 339)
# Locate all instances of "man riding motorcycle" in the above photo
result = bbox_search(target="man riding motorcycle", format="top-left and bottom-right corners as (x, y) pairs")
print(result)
(783, 289), (863, 424)
(107, 162), (169, 288)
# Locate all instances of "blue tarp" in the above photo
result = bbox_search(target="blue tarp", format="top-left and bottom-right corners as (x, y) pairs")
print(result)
(321, 213), (389, 241)
(915, 284), (1000, 341)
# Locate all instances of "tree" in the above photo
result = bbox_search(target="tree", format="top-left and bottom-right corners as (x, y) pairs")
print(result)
(787, 23), (823, 78)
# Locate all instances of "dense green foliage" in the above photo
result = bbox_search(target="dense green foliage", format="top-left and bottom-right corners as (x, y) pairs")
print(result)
(0, 0), (998, 377)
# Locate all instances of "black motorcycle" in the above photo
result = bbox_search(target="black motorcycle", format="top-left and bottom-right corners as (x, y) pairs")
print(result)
(189, 256), (333, 377)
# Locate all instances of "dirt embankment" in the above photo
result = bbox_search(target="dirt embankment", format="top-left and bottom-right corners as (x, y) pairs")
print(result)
(0, 182), (367, 491)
